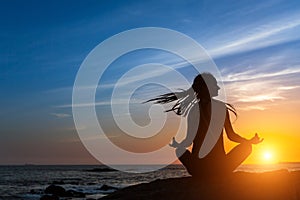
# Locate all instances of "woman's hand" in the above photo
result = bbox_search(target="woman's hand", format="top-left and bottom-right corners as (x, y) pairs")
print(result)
(169, 137), (180, 148)
(249, 133), (264, 144)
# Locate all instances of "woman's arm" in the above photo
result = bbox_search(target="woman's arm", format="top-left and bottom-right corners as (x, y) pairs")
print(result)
(224, 109), (248, 143)
(225, 109), (264, 144)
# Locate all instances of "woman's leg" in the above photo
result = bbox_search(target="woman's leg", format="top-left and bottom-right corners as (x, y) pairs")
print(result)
(225, 142), (252, 172)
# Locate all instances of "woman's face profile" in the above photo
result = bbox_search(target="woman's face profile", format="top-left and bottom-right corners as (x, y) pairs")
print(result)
(210, 80), (220, 97)
(195, 75), (220, 98)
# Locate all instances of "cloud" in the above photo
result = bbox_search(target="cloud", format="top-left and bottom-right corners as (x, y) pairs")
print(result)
(278, 86), (300, 90)
(223, 67), (300, 82)
(208, 14), (300, 58)
(223, 67), (300, 110)
(97, 14), (300, 91)
(59, 133), (120, 143)
(238, 105), (268, 111)
(56, 99), (142, 108)
(51, 113), (71, 118)
(50, 12), (300, 113)
(55, 65), (300, 111)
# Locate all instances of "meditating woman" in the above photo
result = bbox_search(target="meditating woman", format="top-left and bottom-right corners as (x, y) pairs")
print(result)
(147, 73), (263, 177)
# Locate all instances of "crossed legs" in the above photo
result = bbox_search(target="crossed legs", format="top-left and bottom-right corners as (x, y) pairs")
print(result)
(177, 142), (252, 177)
(224, 142), (252, 172)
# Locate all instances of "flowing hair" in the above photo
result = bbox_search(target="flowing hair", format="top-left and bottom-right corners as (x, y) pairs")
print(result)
(144, 87), (197, 116)
(144, 73), (237, 117)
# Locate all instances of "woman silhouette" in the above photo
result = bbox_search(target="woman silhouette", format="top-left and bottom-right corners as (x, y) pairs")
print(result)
(147, 73), (263, 178)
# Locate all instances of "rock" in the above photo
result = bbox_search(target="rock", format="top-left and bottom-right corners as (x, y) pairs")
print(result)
(99, 184), (118, 191)
(101, 170), (298, 200)
(65, 189), (85, 197)
(86, 167), (117, 172)
(45, 185), (66, 196)
(44, 184), (86, 198)
(40, 194), (59, 200)
(30, 188), (43, 194)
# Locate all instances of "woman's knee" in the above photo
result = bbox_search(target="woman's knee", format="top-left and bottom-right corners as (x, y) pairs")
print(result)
(242, 142), (252, 155)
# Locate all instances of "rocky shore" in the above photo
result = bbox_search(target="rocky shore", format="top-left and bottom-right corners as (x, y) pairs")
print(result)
(101, 170), (300, 200)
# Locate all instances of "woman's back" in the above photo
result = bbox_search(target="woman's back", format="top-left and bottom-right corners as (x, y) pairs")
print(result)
(191, 100), (226, 158)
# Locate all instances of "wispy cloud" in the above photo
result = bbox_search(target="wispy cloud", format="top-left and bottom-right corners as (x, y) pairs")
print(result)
(56, 99), (142, 108)
(278, 86), (300, 90)
(51, 12), (300, 113)
(238, 105), (268, 111)
(51, 113), (71, 118)
(223, 67), (300, 110)
(49, 13), (300, 96)
(59, 133), (120, 143)
(98, 14), (300, 92)
(223, 67), (300, 82)
(208, 14), (300, 58)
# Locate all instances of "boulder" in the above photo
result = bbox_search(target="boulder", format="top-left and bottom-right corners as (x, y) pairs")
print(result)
(45, 185), (66, 197)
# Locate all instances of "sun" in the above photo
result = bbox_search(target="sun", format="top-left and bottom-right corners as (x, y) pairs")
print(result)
(261, 150), (275, 163)
(263, 151), (272, 161)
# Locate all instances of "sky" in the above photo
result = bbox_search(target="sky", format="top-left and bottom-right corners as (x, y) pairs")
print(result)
(1, 0), (300, 165)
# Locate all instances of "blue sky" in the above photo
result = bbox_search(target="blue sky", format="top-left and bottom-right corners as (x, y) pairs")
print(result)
(1, 0), (300, 164)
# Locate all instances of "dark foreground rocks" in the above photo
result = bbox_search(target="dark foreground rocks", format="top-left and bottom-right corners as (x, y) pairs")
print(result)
(39, 183), (118, 200)
(39, 184), (85, 199)
(101, 170), (300, 200)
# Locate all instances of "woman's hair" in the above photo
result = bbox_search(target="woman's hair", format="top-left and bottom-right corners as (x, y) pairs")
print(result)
(145, 73), (236, 116)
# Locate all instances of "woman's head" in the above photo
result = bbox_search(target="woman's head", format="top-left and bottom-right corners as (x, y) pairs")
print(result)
(145, 72), (224, 116)
(192, 73), (220, 99)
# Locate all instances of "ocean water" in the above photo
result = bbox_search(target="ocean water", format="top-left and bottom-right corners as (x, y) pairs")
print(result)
(0, 163), (299, 200)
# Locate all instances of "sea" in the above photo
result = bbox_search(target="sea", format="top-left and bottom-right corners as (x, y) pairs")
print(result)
(0, 163), (300, 200)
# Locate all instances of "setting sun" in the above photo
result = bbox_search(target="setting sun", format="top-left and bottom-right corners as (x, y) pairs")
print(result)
(263, 152), (272, 161)
(261, 150), (276, 163)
